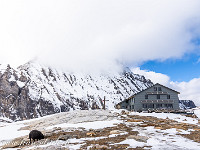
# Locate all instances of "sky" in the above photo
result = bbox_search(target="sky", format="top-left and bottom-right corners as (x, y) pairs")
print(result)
(139, 53), (200, 82)
(0, 0), (200, 105)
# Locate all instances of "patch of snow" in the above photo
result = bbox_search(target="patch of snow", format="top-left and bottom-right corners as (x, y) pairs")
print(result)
(0, 117), (13, 123)
(194, 107), (200, 119)
(109, 131), (128, 138)
(16, 81), (25, 88)
(109, 134), (118, 138)
(131, 112), (199, 125)
(0, 123), (29, 146)
(117, 139), (146, 148)
(131, 123), (200, 150)
(0, 64), (7, 74)
(8, 75), (15, 82)
(161, 128), (178, 135)
(178, 129), (191, 134)
(67, 143), (84, 150)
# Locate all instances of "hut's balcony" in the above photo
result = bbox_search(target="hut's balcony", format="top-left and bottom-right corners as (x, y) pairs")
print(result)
(141, 99), (174, 103)
(146, 92), (168, 95)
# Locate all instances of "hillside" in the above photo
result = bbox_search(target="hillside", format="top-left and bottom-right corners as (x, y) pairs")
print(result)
(1, 109), (200, 149)
(0, 62), (153, 121)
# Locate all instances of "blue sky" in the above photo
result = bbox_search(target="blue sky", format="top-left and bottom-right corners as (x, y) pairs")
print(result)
(140, 53), (200, 82)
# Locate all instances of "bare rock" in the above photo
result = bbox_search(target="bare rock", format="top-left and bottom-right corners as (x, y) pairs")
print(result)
(110, 130), (121, 134)
(138, 124), (149, 127)
(92, 144), (109, 149)
(58, 135), (72, 141)
(121, 110), (129, 115)
(53, 127), (62, 131)
(86, 131), (96, 137)
(127, 135), (149, 142)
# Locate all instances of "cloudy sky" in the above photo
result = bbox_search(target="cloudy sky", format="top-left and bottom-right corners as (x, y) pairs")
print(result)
(0, 0), (200, 105)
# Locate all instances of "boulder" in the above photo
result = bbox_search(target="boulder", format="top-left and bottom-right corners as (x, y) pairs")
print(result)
(110, 130), (121, 134)
(86, 131), (96, 137)
(138, 124), (148, 127)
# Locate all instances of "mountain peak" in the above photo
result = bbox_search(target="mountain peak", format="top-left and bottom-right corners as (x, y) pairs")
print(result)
(0, 62), (153, 121)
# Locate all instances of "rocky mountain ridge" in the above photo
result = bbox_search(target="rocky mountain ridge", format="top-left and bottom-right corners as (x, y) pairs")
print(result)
(0, 62), (153, 121)
(179, 100), (196, 109)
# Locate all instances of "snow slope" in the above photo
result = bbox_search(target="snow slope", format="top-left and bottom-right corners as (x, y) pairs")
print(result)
(0, 62), (153, 121)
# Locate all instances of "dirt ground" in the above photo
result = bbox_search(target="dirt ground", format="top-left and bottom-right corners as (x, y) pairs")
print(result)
(2, 112), (200, 150)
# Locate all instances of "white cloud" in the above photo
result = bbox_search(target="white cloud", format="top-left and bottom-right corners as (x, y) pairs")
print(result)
(132, 67), (170, 85)
(197, 58), (200, 64)
(171, 79), (200, 106)
(0, 0), (200, 72)
(132, 67), (200, 106)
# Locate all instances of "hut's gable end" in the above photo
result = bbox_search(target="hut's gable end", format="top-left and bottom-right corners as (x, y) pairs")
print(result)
(134, 84), (180, 111)
(118, 83), (180, 111)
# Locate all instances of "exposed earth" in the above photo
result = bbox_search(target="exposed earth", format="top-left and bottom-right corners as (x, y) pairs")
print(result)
(1, 109), (200, 150)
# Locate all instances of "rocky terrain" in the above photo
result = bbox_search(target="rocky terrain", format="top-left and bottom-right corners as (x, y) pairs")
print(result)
(1, 109), (200, 150)
(0, 62), (153, 121)
(179, 100), (196, 110)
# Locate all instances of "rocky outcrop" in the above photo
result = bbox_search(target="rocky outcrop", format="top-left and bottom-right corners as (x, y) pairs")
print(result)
(0, 65), (55, 121)
(179, 100), (196, 109)
(0, 62), (153, 121)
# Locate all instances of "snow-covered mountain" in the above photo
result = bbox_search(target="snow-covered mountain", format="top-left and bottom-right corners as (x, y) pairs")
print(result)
(179, 100), (196, 110)
(0, 62), (153, 121)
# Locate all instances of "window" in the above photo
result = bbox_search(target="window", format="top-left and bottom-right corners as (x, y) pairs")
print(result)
(132, 105), (134, 109)
(156, 104), (162, 108)
(167, 95), (170, 99)
(148, 104), (154, 108)
(158, 87), (162, 91)
(143, 104), (147, 108)
(145, 95), (148, 99)
(154, 87), (157, 91)
(164, 104), (173, 108)
(157, 95), (160, 99)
